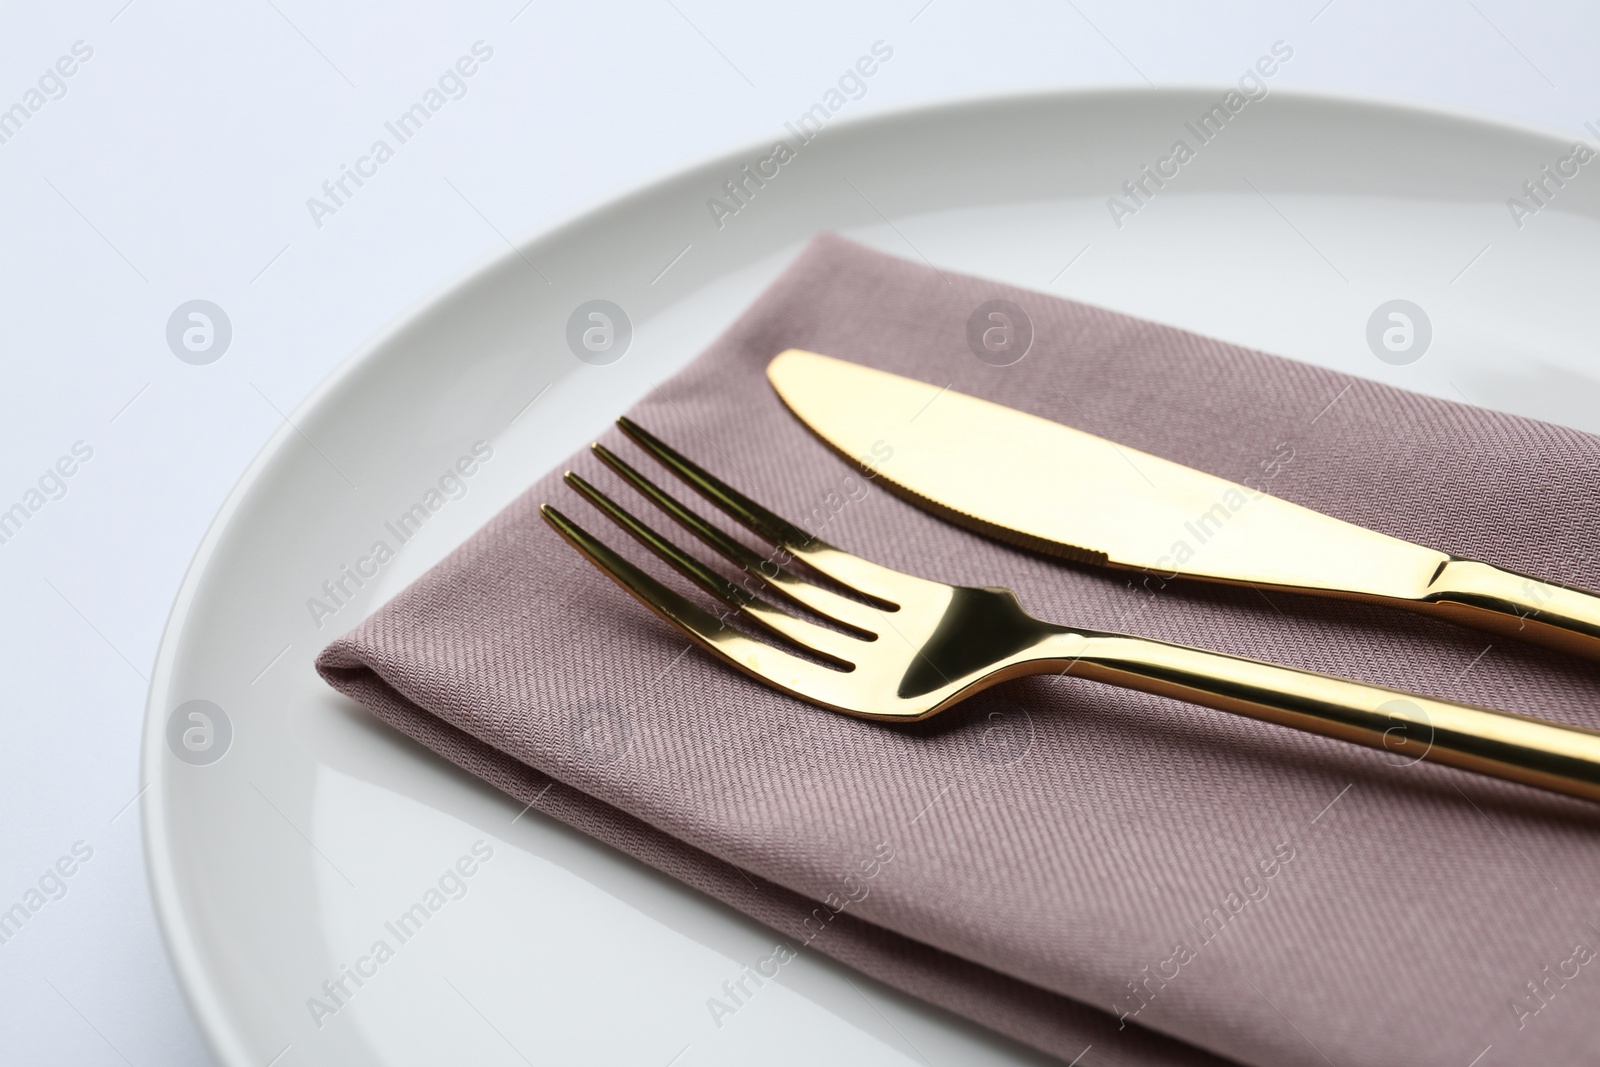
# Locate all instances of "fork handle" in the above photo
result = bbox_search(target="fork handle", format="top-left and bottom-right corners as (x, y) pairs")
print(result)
(1064, 634), (1600, 803)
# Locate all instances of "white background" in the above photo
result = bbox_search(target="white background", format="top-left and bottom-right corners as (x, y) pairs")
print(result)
(1, 1), (1597, 1062)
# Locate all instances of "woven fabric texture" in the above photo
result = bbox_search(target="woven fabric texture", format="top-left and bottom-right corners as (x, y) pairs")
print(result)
(318, 234), (1600, 1066)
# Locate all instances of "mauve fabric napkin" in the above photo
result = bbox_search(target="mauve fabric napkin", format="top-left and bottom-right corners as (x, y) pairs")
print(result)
(318, 234), (1600, 1067)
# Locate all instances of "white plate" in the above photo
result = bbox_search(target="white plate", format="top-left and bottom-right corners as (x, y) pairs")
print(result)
(145, 88), (1600, 1067)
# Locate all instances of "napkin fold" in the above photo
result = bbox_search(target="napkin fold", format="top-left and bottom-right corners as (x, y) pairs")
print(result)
(319, 233), (1600, 1066)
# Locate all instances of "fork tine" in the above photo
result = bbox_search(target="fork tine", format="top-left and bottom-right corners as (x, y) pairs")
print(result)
(566, 471), (744, 608)
(616, 417), (910, 606)
(562, 473), (860, 667)
(592, 443), (882, 636)
(617, 417), (810, 547)
(540, 504), (854, 700)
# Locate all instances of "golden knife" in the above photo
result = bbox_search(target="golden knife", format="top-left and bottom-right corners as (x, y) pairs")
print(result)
(767, 349), (1600, 660)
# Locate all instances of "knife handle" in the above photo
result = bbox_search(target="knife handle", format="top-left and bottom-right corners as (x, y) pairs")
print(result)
(1412, 559), (1600, 661)
(1064, 634), (1600, 803)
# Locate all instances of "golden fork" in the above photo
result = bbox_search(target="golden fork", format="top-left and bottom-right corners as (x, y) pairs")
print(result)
(542, 418), (1600, 804)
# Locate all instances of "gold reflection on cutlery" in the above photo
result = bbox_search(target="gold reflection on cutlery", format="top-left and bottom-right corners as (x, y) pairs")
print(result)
(543, 418), (1600, 805)
(766, 349), (1600, 661)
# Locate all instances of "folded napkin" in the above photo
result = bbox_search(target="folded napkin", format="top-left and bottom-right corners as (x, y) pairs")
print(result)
(319, 234), (1600, 1066)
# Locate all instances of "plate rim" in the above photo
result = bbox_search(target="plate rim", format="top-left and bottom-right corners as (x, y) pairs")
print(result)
(140, 83), (1590, 1066)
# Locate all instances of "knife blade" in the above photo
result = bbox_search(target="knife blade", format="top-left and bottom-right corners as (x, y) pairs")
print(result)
(767, 348), (1600, 660)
